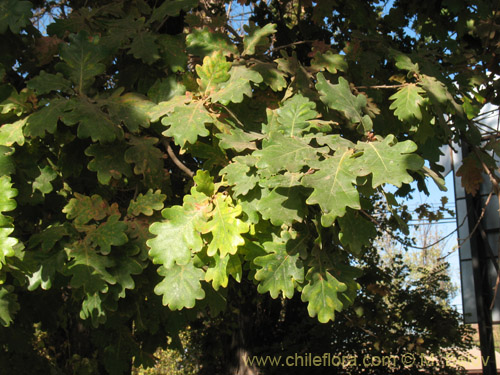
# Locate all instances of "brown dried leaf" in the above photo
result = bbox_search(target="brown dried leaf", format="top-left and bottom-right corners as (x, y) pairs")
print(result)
(456, 154), (483, 196)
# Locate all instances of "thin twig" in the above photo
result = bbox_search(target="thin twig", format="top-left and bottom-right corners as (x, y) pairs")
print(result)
(361, 207), (466, 252)
(162, 139), (194, 178)
(472, 147), (500, 195)
(214, 103), (245, 128)
(456, 190), (493, 249)
(225, 23), (244, 44)
(269, 40), (316, 51)
(356, 84), (408, 89)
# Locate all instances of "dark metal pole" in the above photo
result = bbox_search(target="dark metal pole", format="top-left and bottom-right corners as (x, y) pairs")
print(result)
(466, 188), (497, 375)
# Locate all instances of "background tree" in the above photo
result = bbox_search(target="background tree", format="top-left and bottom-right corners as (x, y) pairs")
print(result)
(0, 0), (497, 373)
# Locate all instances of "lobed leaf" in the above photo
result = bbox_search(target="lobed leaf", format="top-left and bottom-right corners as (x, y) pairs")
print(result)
(154, 262), (205, 310)
(147, 193), (210, 269)
(242, 22), (277, 55)
(127, 189), (166, 216)
(161, 101), (214, 148)
(389, 84), (425, 121)
(254, 240), (304, 299)
(316, 73), (373, 132)
(200, 194), (249, 257)
(209, 65), (263, 105)
(357, 135), (424, 188)
(63, 193), (110, 225)
(276, 94), (318, 136)
(301, 269), (347, 323)
(301, 148), (360, 226)
(85, 143), (132, 185)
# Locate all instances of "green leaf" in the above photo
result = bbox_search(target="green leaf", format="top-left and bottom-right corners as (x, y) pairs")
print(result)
(158, 34), (187, 72)
(147, 77), (186, 103)
(147, 95), (190, 122)
(0, 177), (18, 265)
(338, 209), (376, 255)
(27, 71), (72, 95)
(420, 75), (457, 106)
(242, 22), (277, 55)
(154, 262), (205, 310)
(0, 176), (17, 212)
(150, 0), (198, 21)
(147, 195), (209, 268)
(389, 84), (425, 121)
(209, 65), (263, 105)
(254, 239), (304, 299)
(62, 98), (123, 143)
(57, 31), (107, 93)
(186, 27), (238, 57)
(161, 101), (214, 148)
(63, 193), (109, 225)
(0, 225), (17, 264)
(66, 242), (116, 294)
(27, 251), (66, 291)
(252, 62), (287, 92)
(316, 73), (372, 132)
(80, 293), (106, 326)
(106, 93), (153, 133)
(128, 31), (160, 64)
(0, 146), (14, 175)
(0, 286), (19, 327)
(0, 0), (32, 34)
(314, 134), (355, 151)
(99, 15), (143, 50)
(258, 171), (303, 189)
(301, 148), (360, 226)
(25, 99), (70, 137)
(311, 51), (347, 73)
(301, 269), (347, 323)
(220, 156), (259, 197)
(85, 143), (132, 185)
(201, 194), (249, 257)
(0, 88), (32, 116)
(276, 94), (318, 136)
(226, 253), (242, 283)
(32, 165), (57, 195)
(109, 251), (144, 298)
(254, 132), (324, 174)
(0, 118), (25, 146)
(28, 224), (70, 252)
(205, 253), (230, 290)
(193, 170), (215, 196)
(216, 128), (263, 152)
(390, 50), (420, 73)
(127, 189), (166, 216)
(124, 136), (164, 184)
(195, 52), (231, 93)
(256, 187), (306, 226)
(357, 135), (424, 188)
(86, 215), (128, 255)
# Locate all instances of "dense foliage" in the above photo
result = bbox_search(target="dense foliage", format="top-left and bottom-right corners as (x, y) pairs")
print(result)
(0, 0), (497, 373)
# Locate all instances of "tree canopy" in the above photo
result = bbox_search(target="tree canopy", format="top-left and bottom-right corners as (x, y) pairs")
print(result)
(0, 0), (498, 373)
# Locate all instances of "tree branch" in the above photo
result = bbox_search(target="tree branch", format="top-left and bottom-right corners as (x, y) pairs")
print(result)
(269, 40), (315, 52)
(162, 139), (194, 178)
(214, 102), (245, 128)
(225, 22), (244, 45)
(355, 84), (408, 89)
